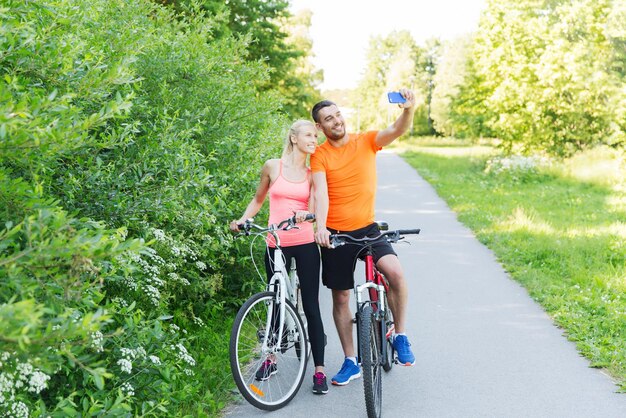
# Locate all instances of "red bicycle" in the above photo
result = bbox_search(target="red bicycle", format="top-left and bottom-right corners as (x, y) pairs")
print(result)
(330, 222), (420, 418)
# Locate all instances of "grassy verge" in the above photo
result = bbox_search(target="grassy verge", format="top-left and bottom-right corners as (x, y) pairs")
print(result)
(396, 137), (626, 390)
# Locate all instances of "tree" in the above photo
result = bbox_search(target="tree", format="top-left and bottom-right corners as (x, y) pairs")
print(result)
(354, 31), (422, 131)
(277, 8), (323, 117)
(431, 35), (472, 137)
(466, 0), (624, 155)
(415, 38), (441, 135)
(157, 0), (321, 117)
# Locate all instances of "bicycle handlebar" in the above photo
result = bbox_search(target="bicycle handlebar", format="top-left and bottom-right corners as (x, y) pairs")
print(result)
(237, 213), (316, 236)
(329, 228), (420, 248)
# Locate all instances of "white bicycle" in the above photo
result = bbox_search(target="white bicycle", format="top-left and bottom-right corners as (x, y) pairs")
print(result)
(229, 215), (313, 410)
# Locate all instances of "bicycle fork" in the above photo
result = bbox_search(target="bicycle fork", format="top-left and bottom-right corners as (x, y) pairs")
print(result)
(355, 280), (387, 364)
(261, 271), (288, 355)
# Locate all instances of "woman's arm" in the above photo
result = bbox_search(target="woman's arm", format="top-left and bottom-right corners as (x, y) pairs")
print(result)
(229, 160), (273, 231)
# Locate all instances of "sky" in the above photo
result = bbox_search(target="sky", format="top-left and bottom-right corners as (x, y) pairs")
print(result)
(289, 0), (486, 91)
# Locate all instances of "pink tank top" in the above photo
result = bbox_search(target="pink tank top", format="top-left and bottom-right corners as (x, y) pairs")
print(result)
(266, 161), (315, 248)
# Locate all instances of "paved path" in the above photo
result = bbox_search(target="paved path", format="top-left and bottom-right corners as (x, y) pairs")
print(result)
(223, 151), (626, 418)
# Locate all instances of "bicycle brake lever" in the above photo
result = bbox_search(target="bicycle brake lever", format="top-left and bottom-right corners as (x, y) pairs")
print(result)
(328, 239), (344, 249)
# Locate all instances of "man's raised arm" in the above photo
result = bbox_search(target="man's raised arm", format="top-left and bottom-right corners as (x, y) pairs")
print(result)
(375, 88), (417, 148)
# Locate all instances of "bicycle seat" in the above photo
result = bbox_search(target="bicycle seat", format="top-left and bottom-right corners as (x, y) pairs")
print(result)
(375, 221), (388, 231)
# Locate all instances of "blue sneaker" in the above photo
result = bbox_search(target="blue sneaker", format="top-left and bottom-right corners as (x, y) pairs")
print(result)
(393, 335), (415, 366)
(331, 358), (361, 386)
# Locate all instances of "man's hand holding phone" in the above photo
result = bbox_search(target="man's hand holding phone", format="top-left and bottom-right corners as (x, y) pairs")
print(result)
(387, 89), (416, 109)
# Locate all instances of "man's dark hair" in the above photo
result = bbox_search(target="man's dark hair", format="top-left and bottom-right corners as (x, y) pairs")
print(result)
(311, 100), (336, 123)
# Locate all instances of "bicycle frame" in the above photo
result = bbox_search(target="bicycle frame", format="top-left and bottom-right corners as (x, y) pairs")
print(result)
(329, 225), (419, 418)
(261, 239), (300, 355)
(355, 253), (388, 313)
(230, 215), (312, 411)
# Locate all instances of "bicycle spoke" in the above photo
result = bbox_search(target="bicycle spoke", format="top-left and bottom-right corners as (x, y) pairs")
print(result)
(230, 292), (308, 411)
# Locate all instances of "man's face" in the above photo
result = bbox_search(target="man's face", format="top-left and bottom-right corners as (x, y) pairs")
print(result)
(316, 105), (346, 141)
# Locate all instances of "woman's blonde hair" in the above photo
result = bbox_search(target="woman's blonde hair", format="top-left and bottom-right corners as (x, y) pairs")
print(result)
(282, 119), (316, 158)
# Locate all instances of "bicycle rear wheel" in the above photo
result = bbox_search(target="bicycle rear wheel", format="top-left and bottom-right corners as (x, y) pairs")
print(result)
(358, 305), (383, 418)
(229, 291), (308, 411)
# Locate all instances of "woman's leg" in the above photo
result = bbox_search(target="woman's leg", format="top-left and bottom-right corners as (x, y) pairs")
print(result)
(293, 242), (325, 369)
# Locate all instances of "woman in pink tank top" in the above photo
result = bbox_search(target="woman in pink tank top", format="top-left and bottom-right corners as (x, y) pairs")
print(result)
(229, 120), (328, 394)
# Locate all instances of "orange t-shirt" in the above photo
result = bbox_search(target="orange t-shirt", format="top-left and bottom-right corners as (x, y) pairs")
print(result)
(310, 131), (381, 231)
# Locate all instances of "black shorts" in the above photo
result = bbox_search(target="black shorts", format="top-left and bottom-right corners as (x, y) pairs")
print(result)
(321, 223), (397, 290)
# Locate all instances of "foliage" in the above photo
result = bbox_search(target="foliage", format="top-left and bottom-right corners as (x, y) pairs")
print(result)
(431, 35), (480, 137)
(447, 55), (496, 139)
(484, 154), (552, 182)
(353, 31), (442, 135)
(442, 0), (626, 154)
(277, 8), (323, 117)
(0, 0), (295, 415)
(401, 139), (626, 390)
(353, 31), (421, 130)
(158, 0), (322, 117)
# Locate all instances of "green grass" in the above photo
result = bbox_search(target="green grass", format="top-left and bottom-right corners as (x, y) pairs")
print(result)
(398, 138), (626, 390)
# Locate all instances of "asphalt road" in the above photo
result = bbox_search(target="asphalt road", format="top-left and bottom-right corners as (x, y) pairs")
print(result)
(223, 151), (626, 418)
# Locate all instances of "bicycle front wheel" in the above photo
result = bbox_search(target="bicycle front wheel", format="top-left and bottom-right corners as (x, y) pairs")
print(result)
(382, 296), (395, 372)
(358, 304), (383, 418)
(229, 291), (308, 411)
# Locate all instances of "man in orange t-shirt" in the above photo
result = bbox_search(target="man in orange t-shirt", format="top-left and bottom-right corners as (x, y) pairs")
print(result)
(310, 88), (417, 386)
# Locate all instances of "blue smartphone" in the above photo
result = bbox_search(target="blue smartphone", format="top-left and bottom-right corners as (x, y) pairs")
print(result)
(387, 91), (406, 104)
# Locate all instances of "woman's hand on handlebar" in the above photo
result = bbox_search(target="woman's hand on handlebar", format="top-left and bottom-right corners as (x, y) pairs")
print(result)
(293, 210), (314, 223)
(229, 219), (244, 232)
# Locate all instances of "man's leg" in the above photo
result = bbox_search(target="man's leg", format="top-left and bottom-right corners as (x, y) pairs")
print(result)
(330, 288), (361, 385)
(376, 254), (415, 366)
(376, 254), (408, 333)
(332, 289), (355, 357)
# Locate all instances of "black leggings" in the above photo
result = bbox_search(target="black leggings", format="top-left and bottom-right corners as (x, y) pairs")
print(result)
(265, 242), (325, 367)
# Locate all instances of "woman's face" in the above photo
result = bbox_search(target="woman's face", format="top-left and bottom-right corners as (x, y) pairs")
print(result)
(292, 124), (318, 155)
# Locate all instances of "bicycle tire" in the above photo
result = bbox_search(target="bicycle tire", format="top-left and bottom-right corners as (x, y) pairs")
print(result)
(382, 295), (395, 372)
(358, 305), (383, 418)
(229, 291), (308, 411)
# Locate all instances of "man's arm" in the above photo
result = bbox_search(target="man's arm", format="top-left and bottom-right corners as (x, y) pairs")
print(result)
(375, 88), (417, 148)
(312, 171), (331, 247)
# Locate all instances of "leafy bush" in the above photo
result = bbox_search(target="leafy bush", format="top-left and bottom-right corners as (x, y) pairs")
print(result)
(1, 0), (289, 415)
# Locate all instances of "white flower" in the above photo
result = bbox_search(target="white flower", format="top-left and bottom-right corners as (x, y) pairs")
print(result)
(16, 362), (33, 379)
(121, 382), (135, 396)
(117, 359), (132, 374)
(27, 371), (50, 394)
(171, 343), (195, 366)
(195, 261), (206, 270)
(149, 355), (161, 366)
(90, 331), (104, 353)
(153, 229), (166, 241)
(135, 347), (146, 359)
(120, 348), (136, 359)
(9, 401), (28, 418)
(120, 347), (145, 361)
(143, 284), (161, 306)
